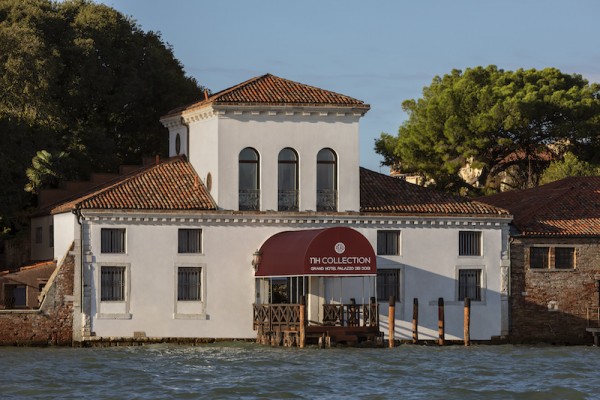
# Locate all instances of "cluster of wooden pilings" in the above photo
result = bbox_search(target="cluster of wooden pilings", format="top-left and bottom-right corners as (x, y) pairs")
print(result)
(387, 296), (472, 347)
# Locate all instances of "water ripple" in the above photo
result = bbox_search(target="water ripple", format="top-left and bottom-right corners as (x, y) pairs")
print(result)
(1, 344), (600, 399)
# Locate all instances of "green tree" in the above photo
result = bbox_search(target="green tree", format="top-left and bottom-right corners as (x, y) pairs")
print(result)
(0, 0), (204, 235)
(24, 150), (67, 194)
(375, 66), (600, 195)
(539, 152), (599, 185)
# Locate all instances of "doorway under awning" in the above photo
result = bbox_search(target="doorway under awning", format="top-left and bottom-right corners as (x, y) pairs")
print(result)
(254, 226), (376, 277)
(253, 227), (380, 346)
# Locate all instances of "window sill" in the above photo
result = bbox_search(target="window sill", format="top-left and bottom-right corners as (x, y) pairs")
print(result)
(97, 313), (132, 320)
(174, 313), (208, 320)
(428, 300), (486, 306)
(529, 269), (577, 272)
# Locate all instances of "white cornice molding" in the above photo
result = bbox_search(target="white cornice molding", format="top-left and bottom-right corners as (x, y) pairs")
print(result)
(212, 105), (368, 118)
(159, 116), (182, 129)
(81, 210), (509, 228)
(161, 104), (368, 126)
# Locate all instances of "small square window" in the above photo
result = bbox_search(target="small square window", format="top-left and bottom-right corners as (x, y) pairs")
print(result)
(377, 231), (400, 255)
(178, 267), (202, 301)
(178, 229), (202, 253)
(458, 269), (481, 301)
(377, 269), (400, 301)
(459, 231), (482, 256)
(100, 266), (125, 301)
(555, 247), (575, 269)
(101, 229), (126, 253)
(530, 247), (549, 269)
(4, 284), (26, 308)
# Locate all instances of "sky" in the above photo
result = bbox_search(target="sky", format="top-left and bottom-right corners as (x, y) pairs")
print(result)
(97, 0), (600, 172)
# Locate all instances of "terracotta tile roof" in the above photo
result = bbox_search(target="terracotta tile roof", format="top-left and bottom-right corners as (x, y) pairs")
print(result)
(478, 176), (600, 236)
(359, 168), (510, 216)
(51, 157), (216, 213)
(0, 261), (56, 275)
(164, 74), (370, 117)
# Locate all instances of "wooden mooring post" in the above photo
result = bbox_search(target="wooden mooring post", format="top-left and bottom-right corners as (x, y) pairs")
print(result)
(412, 298), (419, 344)
(438, 297), (445, 346)
(388, 295), (395, 348)
(464, 297), (471, 346)
(299, 295), (306, 348)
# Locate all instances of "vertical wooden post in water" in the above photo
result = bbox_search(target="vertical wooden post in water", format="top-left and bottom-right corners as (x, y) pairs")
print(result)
(370, 296), (377, 327)
(438, 297), (445, 346)
(464, 297), (471, 346)
(388, 296), (395, 348)
(412, 298), (419, 344)
(299, 295), (306, 348)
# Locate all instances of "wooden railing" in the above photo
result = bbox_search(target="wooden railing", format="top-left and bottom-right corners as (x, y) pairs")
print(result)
(323, 302), (378, 327)
(587, 307), (600, 328)
(253, 304), (302, 332)
(253, 302), (379, 333)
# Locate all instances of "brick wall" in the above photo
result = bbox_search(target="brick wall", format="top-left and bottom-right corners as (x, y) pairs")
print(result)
(0, 254), (74, 346)
(510, 237), (600, 344)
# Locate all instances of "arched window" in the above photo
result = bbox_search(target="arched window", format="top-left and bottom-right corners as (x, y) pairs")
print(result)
(278, 148), (299, 211)
(316, 148), (337, 211)
(239, 147), (260, 210)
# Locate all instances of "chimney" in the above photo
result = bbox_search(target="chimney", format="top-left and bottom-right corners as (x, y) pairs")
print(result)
(155, 155), (160, 165)
(203, 89), (209, 101)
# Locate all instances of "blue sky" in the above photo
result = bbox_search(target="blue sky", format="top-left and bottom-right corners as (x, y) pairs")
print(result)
(97, 0), (600, 172)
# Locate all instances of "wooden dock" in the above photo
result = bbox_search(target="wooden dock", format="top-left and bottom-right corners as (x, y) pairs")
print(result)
(253, 301), (382, 347)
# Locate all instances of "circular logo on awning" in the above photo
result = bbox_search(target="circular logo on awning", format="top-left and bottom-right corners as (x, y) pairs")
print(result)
(334, 242), (346, 254)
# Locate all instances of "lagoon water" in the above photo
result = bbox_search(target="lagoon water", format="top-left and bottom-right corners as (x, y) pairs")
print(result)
(1, 343), (599, 399)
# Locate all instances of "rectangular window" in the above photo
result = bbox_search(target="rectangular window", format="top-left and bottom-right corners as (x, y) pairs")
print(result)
(530, 247), (549, 269)
(377, 269), (400, 302)
(555, 247), (575, 269)
(178, 229), (202, 253)
(100, 266), (125, 301)
(4, 284), (26, 308)
(178, 267), (201, 301)
(458, 269), (481, 301)
(377, 231), (400, 255)
(35, 227), (43, 244)
(459, 231), (482, 256)
(101, 229), (126, 253)
(49, 225), (54, 247)
(530, 246), (575, 270)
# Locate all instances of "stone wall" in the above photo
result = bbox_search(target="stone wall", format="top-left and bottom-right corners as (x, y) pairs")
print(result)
(0, 253), (74, 346)
(510, 237), (600, 344)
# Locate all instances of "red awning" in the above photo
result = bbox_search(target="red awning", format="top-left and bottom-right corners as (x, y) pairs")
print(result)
(255, 227), (376, 277)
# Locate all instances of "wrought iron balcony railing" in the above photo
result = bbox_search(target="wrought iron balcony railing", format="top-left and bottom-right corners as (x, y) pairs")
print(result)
(278, 190), (299, 212)
(316, 189), (337, 212)
(239, 189), (260, 211)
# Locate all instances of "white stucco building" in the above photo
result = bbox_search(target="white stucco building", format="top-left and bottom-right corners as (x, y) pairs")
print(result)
(32, 74), (512, 344)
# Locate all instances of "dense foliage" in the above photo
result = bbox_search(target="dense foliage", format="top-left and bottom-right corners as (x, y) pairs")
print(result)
(539, 152), (599, 185)
(0, 0), (204, 235)
(375, 65), (600, 195)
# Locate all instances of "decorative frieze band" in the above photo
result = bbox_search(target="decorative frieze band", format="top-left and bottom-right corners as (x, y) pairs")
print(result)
(86, 214), (505, 228)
